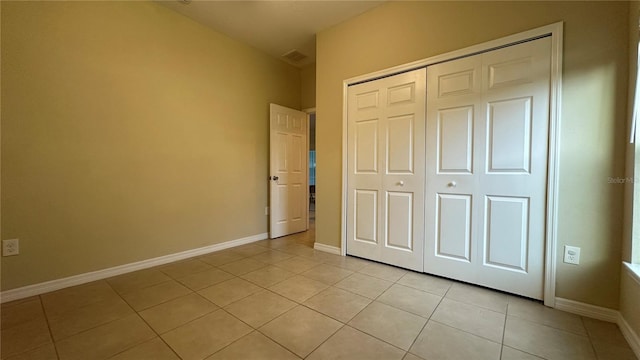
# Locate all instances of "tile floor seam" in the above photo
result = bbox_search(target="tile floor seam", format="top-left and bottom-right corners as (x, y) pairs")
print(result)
(404, 287), (449, 358)
(37, 295), (60, 360)
(301, 323), (346, 359)
(429, 319), (503, 346)
(582, 315), (601, 360)
(507, 313), (591, 339)
(111, 277), (175, 297)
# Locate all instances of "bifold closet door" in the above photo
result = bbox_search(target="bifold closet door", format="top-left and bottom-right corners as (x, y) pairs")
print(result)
(346, 68), (426, 272)
(424, 37), (551, 299)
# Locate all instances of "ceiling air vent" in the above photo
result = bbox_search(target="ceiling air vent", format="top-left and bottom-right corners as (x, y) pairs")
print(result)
(282, 50), (308, 63)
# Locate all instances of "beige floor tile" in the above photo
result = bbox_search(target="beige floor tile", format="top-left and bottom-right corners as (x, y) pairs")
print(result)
(162, 309), (252, 360)
(348, 301), (426, 350)
(159, 259), (213, 279)
(403, 353), (424, 360)
(219, 258), (269, 276)
(322, 255), (370, 272)
(410, 321), (501, 360)
(224, 290), (297, 328)
(2, 296), (40, 309)
(198, 250), (246, 266)
(205, 331), (300, 360)
(503, 316), (596, 360)
(3, 343), (58, 360)
(302, 264), (354, 285)
(334, 273), (393, 299)
(377, 284), (442, 318)
(56, 314), (155, 360)
(269, 275), (329, 302)
(259, 306), (342, 358)
(42, 280), (121, 316)
(303, 287), (372, 323)
(592, 341), (638, 360)
(508, 296), (586, 335)
(48, 296), (134, 340)
(501, 346), (545, 359)
(254, 237), (297, 249)
(231, 244), (269, 257)
(176, 268), (235, 291)
(446, 282), (509, 313)
(250, 250), (295, 264)
(396, 272), (453, 296)
(358, 262), (408, 282)
(121, 280), (191, 311)
(109, 338), (180, 360)
(240, 265), (296, 287)
(583, 317), (631, 347)
(1, 318), (52, 358)
(431, 298), (505, 343)
(198, 278), (263, 307)
(1, 297), (45, 330)
(306, 326), (405, 360)
(279, 244), (317, 257)
(274, 257), (321, 274)
(139, 293), (218, 334)
(107, 269), (172, 295)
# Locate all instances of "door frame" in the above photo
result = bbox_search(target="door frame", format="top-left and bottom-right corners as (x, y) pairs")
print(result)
(340, 22), (563, 307)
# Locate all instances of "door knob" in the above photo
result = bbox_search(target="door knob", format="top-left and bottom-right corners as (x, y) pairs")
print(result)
(398, 181), (404, 186)
(271, 176), (279, 181)
(448, 181), (457, 187)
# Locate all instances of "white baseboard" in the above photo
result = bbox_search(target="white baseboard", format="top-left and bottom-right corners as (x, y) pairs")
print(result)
(618, 313), (640, 358)
(555, 297), (640, 357)
(554, 297), (619, 323)
(0, 232), (268, 303)
(313, 242), (341, 255)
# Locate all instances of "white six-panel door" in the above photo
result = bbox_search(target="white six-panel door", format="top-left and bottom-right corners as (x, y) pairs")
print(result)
(270, 104), (308, 238)
(424, 37), (551, 299)
(346, 69), (426, 271)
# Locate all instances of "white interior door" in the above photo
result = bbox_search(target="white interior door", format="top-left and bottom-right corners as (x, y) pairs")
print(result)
(346, 69), (426, 271)
(425, 37), (551, 299)
(270, 104), (308, 238)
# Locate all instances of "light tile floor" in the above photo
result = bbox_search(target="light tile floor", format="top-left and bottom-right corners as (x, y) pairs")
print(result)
(1, 224), (637, 360)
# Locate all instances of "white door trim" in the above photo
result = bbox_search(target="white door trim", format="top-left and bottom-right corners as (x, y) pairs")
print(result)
(341, 22), (563, 307)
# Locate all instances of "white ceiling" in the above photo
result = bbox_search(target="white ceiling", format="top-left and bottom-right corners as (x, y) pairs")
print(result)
(157, 0), (385, 67)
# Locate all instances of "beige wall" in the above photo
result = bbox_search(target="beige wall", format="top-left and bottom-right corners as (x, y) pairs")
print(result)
(621, 0), (640, 339)
(301, 63), (316, 110)
(1, 1), (301, 290)
(316, 1), (629, 309)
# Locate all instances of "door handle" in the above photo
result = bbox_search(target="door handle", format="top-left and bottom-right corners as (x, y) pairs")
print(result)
(271, 176), (279, 181)
(398, 181), (404, 186)
(448, 181), (457, 187)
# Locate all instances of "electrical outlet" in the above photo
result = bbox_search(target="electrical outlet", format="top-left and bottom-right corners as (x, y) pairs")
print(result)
(3, 239), (19, 256)
(563, 245), (580, 265)
(265, 206), (269, 216)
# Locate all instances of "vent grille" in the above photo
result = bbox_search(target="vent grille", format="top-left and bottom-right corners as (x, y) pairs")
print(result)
(282, 50), (308, 63)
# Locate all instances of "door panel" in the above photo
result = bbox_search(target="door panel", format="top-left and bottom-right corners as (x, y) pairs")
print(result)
(269, 104), (308, 238)
(425, 37), (551, 299)
(437, 106), (474, 174)
(436, 194), (472, 262)
(347, 68), (426, 271)
(484, 196), (529, 272)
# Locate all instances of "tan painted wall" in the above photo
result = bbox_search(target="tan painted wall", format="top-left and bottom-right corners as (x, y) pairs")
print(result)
(316, 1), (629, 309)
(301, 63), (316, 110)
(1, 1), (301, 290)
(621, 0), (640, 339)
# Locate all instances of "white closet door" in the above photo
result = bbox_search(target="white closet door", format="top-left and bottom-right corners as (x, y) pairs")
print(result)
(346, 69), (426, 271)
(425, 37), (551, 299)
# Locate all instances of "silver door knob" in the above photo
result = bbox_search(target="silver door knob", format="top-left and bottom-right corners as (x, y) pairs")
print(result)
(448, 181), (457, 187)
(271, 176), (279, 181)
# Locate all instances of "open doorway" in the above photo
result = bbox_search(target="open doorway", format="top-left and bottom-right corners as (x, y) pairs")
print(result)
(308, 111), (316, 228)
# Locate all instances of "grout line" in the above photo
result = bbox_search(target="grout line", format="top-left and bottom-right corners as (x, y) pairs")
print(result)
(38, 295), (61, 360)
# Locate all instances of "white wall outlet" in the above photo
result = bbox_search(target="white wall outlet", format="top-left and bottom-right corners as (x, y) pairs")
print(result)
(3, 239), (19, 256)
(563, 245), (580, 265)
(265, 206), (269, 216)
